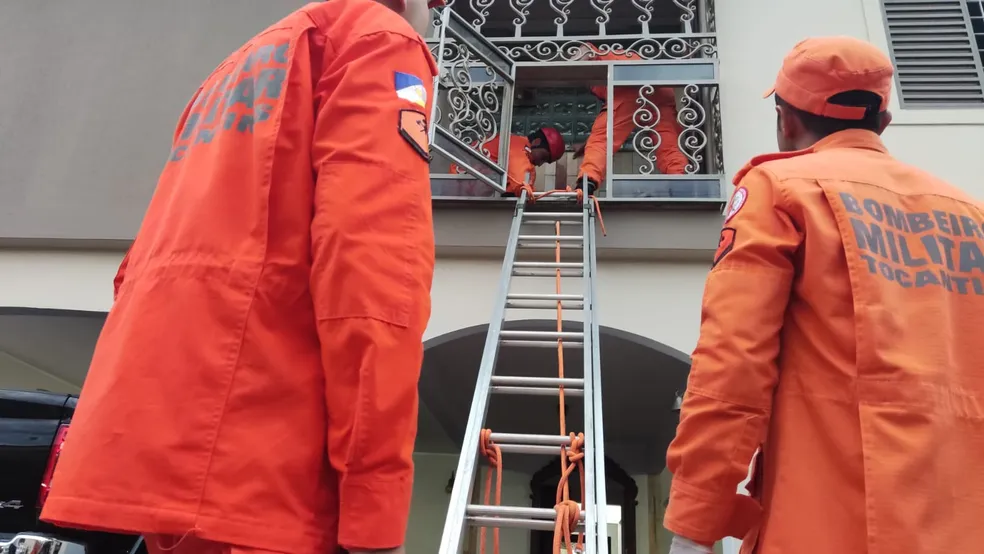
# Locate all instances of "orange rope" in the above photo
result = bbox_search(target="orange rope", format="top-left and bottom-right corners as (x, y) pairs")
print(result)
(478, 429), (502, 554)
(479, 183), (606, 554)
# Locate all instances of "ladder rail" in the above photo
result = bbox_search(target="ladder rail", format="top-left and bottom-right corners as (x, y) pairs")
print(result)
(587, 200), (609, 554)
(438, 190), (530, 554)
(580, 200), (599, 554)
(439, 190), (607, 554)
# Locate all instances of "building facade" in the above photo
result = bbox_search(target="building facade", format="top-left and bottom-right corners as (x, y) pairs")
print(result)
(1, 1), (983, 553)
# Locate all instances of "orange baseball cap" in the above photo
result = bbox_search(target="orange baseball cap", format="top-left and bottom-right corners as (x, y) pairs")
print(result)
(763, 36), (894, 120)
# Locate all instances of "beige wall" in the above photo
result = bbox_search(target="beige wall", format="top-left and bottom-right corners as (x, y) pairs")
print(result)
(0, 250), (709, 355)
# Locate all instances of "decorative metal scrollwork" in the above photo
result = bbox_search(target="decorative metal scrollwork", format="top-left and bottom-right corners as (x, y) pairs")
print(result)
(442, 46), (501, 157)
(677, 84), (707, 174)
(549, 0), (575, 30)
(591, 0), (615, 28)
(711, 88), (724, 171)
(430, 0), (712, 39)
(632, 0), (655, 24)
(468, 0), (494, 32)
(498, 37), (716, 62)
(509, 0), (535, 34)
(673, 0), (697, 25)
(631, 85), (661, 175)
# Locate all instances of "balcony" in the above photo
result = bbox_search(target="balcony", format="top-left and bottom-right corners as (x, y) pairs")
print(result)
(425, 0), (723, 208)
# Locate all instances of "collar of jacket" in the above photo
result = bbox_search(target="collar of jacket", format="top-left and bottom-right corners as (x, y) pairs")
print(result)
(731, 129), (888, 185)
(810, 128), (888, 155)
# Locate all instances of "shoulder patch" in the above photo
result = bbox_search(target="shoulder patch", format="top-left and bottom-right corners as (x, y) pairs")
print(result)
(399, 109), (431, 162)
(395, 72), (427, 107)
(724, 186), (748, 223)
(732, 147), (814, 184)
(713, 227), (736, 268)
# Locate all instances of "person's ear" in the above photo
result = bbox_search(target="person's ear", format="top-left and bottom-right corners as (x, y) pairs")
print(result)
(776, 104), (800, 143)
(877, 110), (893, 135)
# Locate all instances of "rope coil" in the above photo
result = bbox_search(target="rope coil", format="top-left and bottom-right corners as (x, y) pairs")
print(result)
(478, 185), (605, 554)
(478, 429), (502, 554)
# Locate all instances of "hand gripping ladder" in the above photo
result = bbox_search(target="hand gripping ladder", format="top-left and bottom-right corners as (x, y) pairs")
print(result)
(438, 187), (608, 554)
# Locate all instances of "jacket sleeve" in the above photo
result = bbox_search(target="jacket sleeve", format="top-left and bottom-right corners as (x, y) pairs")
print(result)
(309, 30), (437, 550)
(112, 251), (130, 301)
(664, 167), (802, 544)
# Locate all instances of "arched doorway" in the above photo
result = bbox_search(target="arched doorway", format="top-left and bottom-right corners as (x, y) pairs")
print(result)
(529, 456), (638, 554)
(420, 319), (691, 475)
(418, 320), (691, 554)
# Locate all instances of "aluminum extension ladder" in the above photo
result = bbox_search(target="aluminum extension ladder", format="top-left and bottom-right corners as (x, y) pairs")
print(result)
(438, 188), (608, 554)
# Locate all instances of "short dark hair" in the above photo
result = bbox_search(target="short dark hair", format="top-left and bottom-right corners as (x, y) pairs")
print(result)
(776, 90), (885, 136)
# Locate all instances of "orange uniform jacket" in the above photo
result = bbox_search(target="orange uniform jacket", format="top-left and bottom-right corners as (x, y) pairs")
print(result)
(40, 2), (438, 554)
(451, 134), (536, 195)
(665, 130), (984, 554)
(580, 49), (688, 181)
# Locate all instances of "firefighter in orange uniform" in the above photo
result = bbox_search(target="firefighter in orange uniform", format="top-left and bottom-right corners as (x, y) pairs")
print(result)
(40, 1), (445, 554)
(450, 127), (566, 196)
(571, 44), (689, 194)
(665, 36), (984, 554)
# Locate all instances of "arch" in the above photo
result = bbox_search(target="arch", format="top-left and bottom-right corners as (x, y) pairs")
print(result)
(424, 320), (692, 366)
(420, 319), (691, 475)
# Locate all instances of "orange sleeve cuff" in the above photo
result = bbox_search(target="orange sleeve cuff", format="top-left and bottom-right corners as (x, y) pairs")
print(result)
(338, 471), (414, 550)
(663, 478), (762, 545)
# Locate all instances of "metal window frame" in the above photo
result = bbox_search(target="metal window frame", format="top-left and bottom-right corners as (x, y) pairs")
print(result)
(879, 0), (984, 109)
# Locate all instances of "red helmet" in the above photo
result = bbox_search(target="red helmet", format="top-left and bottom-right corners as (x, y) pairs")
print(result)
(530, 127), (566, 163)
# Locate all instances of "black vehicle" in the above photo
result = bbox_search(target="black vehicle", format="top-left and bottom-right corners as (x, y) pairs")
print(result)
(0, 389), (145, 554)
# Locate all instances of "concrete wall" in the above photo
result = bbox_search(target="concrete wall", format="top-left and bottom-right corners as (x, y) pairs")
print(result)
(0, 250), (709, 355)
(0, 1), (308, 241)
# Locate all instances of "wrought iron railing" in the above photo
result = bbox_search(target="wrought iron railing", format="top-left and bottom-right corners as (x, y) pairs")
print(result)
(427, 0), (723, 202)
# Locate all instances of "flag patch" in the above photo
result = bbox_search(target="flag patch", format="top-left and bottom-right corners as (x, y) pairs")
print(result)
(395, 72), (427, 107)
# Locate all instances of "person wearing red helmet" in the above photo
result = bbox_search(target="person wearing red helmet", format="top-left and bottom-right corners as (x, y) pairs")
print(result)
(40, 1), (444, 554)
(451, 126), (566, 196)
(569, 43), (688, 195)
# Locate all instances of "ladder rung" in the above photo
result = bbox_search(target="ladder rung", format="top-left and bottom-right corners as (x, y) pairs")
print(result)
(513, 262), (584, 269)
(528, 192), (581, 200)
(518, 235), (584, 242)
(467, 516), (584, 532)
(491, 386), (584, 397)
(508, 293), (583, 301)
(505, 301), (584, 310)
(497, 444), (567, 455)
(500, 340), (583, 348)
(488, 432), (571, 445)
(512, 261), (585, 278)
(522, 220), (582, 226)
(491, 376), (584, 387)
(468, 505), (583, 520)
(517, 243), (583, 249)
(523, 211), (583, 220)
(499, 330), (583, 341)
(512, 269), (584, 278)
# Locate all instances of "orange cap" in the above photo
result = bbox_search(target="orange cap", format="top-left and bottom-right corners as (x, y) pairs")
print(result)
(763, 36), (894, 120)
